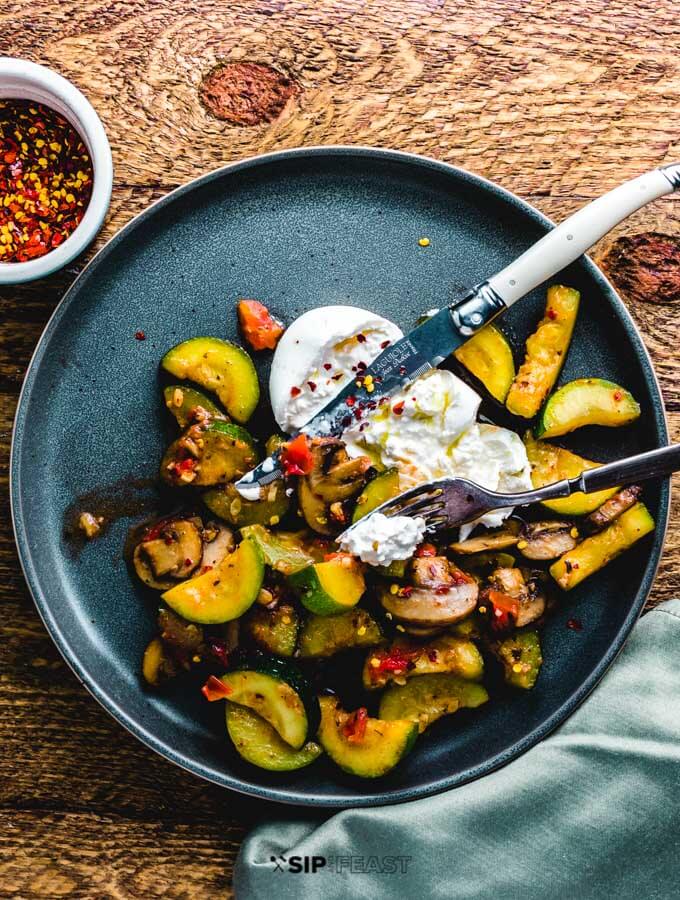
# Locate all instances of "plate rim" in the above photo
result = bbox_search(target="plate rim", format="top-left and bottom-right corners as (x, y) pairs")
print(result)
(10, 145), (671, 807)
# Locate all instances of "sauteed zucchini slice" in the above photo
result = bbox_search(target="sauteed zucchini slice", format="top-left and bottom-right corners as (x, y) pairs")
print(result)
(161, 336), (259, 423)
(506, 285), (580, 419)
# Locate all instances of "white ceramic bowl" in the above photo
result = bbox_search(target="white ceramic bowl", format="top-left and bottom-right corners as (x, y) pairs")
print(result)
(0, 58), (113, 284)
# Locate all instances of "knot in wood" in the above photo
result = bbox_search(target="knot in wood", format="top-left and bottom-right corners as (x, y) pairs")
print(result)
(200, 62), (298, 126)
(599, 232), (680, 306)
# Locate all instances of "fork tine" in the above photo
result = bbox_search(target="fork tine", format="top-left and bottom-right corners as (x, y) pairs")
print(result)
(380, 484), (444, 516)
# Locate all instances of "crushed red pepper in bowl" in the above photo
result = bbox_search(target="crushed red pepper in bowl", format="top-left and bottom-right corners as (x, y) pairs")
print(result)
(0, 100), (93, 263)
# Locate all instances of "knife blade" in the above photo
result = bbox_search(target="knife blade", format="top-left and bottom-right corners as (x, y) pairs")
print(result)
(235, 294), (501, 497)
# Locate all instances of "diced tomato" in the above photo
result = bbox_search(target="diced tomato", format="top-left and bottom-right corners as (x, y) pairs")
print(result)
(237, 299), (284, 351)
(201, 675), (232, 702)
(414, 542), (438, 558)
(280, 434), (314, 476)
(342, 707), (368, 743)
(486, 589), (519, 632)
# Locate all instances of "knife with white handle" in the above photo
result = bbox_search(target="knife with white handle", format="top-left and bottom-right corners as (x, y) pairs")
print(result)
(236, 162), (680, 496)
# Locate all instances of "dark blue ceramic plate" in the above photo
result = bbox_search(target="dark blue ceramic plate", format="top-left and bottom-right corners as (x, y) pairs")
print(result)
(11, 148), (669, 807)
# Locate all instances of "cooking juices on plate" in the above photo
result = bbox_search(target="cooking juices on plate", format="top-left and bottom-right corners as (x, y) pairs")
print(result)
(0, 100), (93, 262)
(118, 288), (654, 779)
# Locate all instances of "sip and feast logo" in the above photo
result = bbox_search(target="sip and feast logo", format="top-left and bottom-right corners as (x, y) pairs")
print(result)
(269, 854), (412, 874)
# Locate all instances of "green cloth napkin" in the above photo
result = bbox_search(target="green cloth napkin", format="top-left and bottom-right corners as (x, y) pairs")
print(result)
(235, 600), (680, 900)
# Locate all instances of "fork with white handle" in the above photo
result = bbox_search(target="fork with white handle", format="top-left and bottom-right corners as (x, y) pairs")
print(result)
(339, 443), (680, 536)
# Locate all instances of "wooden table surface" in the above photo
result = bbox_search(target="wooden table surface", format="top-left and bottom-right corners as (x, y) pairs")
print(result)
(1, 1), (679, 896)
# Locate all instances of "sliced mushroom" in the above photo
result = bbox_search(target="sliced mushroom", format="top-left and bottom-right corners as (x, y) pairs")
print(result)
(200, 523), (234, 569)
(306, 438), (372, 502)
(586, 485), (642, 532)
(380, 579), (478, 627)
(158, 607), (205, 657)
(411, 556), (454, 589)
(133, 518), (204, 590)
(518, 572), (549, 628)
(401, 624), (446, 638)
(486, 566), (546, 628)
(518, 520), (577, 560)
(298, 437), (372, 534)
(449, 519), (522, 554)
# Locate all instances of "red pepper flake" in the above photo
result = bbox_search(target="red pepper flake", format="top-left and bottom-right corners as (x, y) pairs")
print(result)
(380, 340), (391, 349)
(135, 330), (146, 341)
(427, 650), (438, 662)
(435, 585), (451, 594)
(307, 380), (317, 392)
(400, 585), (413, 597)
(399, 366), (407, 376)
(346, 395), (356, 407)
(567, 618), (583, 631)
(341, 415), (352, 428)
(290, 385), (301, 397)
(342, 707), (368, 743)
(323, 362), (332, 371)
(237, 299), (284, 351)
(392, 401), (406, 416)
(280, 433), (314, 476)
(356, 332), (367, 343)
(613, 391), (622, 401)
(209, 639), (230, 667)
(547, 308), (557, 320)
(201, 675), (231, 701)
(415, 542), (437, 558)
(357, 361), (367, 371)
(323, 551), (355, 562)
(332, 373), (344, 381)
(0, 100), (94, 263)
(184, 558), (193, 567)
(370, 647), (419, 679)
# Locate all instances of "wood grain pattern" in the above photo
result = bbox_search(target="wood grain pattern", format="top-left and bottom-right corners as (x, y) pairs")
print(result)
(1, 0), (679, 896)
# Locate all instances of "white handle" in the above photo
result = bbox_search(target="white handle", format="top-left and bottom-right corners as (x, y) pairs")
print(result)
(489, 165), (679, 307)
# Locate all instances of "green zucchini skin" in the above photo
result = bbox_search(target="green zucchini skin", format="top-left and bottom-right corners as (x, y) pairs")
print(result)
(225, 702), (322, 771)
(242, 604), (299, 657)
(203, 480), (289, 527)
(160, 421), (257, 487)
(379, 674), (489, 732)
(298, 608), (383, 658)
(492, 630), (543, 689)
(317, 696), (418, 778)
(352, 468), (400, 523)
(224, 653), (320, 747)
(161, 336), (260, 423)
(163, 384), (226, 428)
(535, 377), (640, 439)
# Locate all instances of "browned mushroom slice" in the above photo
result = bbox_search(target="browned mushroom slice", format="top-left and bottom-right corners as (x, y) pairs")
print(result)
(133, 519), (204, 589)
(516, 579), (547, 627)
(449, 520), (522, 554)
(158, 607), (205, 658)
(298, 437), (372, 535)
(306, 439), (372, 502)
(411, 556), (454, 589)
(486, 566), (546, 628)
(586, 485), (642, 532)
(401, 624), (446, 638)
(518, 520), (577, 560)
(200, 523), (234, 570)
(379, 578), (478, 627)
